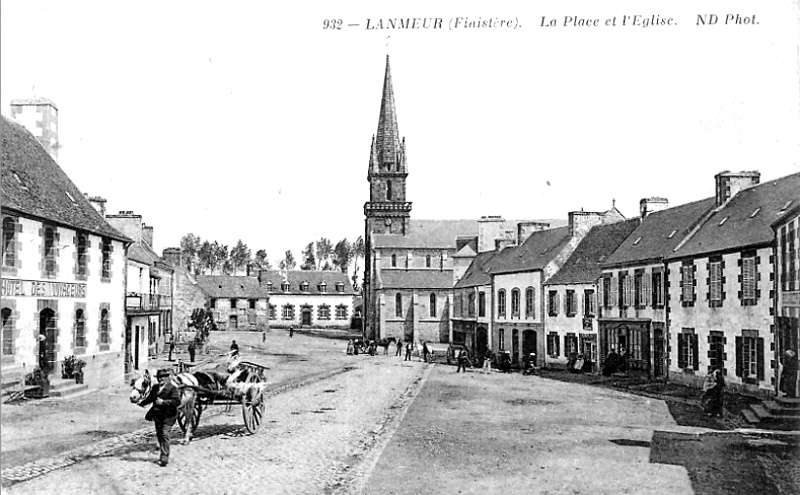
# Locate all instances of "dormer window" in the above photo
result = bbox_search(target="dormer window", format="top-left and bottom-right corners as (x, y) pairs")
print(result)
(300, 282), (309, 292)
(336, 282), (345, 293)
(319, 282), (327, 293)
(266, 282), (273, 293)
(281, 282), (290, 292)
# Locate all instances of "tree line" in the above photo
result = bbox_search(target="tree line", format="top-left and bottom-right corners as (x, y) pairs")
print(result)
(178, 234), (365, 289)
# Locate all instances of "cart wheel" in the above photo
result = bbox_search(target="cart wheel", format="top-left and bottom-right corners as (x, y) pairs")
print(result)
(178, 401), (202, 433)
(242, 388), (265, 434)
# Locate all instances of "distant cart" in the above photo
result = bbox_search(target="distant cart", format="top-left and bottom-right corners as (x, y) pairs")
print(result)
(176, 359), (269, 435)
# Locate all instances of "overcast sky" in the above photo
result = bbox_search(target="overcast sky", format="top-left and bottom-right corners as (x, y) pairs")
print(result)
(2, 0), (798, 267)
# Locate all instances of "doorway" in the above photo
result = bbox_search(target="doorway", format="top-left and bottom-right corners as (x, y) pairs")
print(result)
(522, 330), (537, 363)
(125, 324), (132, 374)
(38, 309), (56, 374)
(134, 325), (140, 370)
(476, 327), (489, 356)
(229, 315), (238, 330)
(301, 307), (312, 327)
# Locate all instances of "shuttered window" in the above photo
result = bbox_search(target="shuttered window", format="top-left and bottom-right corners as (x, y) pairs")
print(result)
(740, 251), (758, 305)
(736, 331), (764, 383)
(677, 329), (698, 370)
(680, 261), (696, 307)
(498, 290), (506, 317)
(651, 271), (664, 308)
(525, 288), (535, 318)
(708, 258), (723, 307)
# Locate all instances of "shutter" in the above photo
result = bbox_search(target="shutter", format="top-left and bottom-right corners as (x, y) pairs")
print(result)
(556, 336), (560, 356)
(735, 336), (743, 377)
(756, 337), (764, 381)
(556, 293), (561, 315)
(678, 334), (687, 368)
(598, 279), (605, 308)
(564, 336), (568, 357)
(692, 335), (699, 371)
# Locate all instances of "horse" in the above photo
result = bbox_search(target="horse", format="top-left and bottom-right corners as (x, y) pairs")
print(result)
(129, 356), (244, 444)
(373, 337), (397, 355)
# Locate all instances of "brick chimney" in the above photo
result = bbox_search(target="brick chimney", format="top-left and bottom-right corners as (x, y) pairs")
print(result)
(639, 197), (669, 219)
(478, 216), (505, 253)
(85, 195), (107, 217)
(162, 247), (181, 267)
(10, 97), (59, 161)
(517, 221), (550, 244)
(142, 224), (154, 247)
(715, 171), (760, 207)
(568, 211), (604, 238)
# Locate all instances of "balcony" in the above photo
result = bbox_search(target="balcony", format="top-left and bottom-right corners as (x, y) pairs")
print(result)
(126, 292), (172, 311)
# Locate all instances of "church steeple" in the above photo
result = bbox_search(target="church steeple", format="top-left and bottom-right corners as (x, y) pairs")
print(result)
(368, 55), (407, 180)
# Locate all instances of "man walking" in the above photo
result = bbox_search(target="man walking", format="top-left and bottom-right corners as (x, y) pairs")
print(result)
(230, 340), (239, 358)
(188, 339), (196, 363)
(289, 326), (294, 338)
(395, 339), (403, 357)
(456, 349), (468, 373)
(167, 334), (175, 362)
(404, 342), (412, 361)
(139, 369), (181, 467)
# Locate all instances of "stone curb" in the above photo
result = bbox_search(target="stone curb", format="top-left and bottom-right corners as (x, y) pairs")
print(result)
(0, 365), (355, 488)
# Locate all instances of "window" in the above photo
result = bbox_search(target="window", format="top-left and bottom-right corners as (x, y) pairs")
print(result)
(677, 329), (698, 370)
(266, 282), (274, 293)
(391, 254), (397, 267)
(319, 282), (327, 293)
(708, 331), (726, 374)
(269, 305), (276, 320)
(499, 329), (505, 351)
(426, 255), (431, 268)
(680, 261), (696, 307)
(651, 271), (664, 308)
(467, 292), (475, 317)
(301, 282), (309, 292)
(395, 293), (403, 317)
(2, 308), (13, 356)
(282, 305), (295, 320)
(736, 331), (764, 383)
(75, 309), (86, 348)
(281, 282), (290, 292)
(511, 289), (520, 317)
(2, 217), (17, 269)
(76, 233), (88, 277)
(708, 256), (724, 308)
(525, 288), (535, 318)
(101, 238), (112, 279)
(249, 299), (257, 310)
(583, 290), (595, 317)
(230, 298), (238, 309)
(318, 305), (330, 320)
(634, 272), (644, 309)
(210, 298), (217, 309)
(618, 272), (631, 309)
(430, 293), (437, 318)
(100, 309), (110, 345)
(547, 332), (560, 357)
(564, 334), (578, 357)
(478, 292), (486, 317)
(387, 180), (392, 201)
(602, 276), (613, 309)
(565, 290), (576, 317)
(336, 282), (345, 293)
(44, 227), (57, 275)
(335, 305), (348, 319)
(497, 289), (506, 317)
(740, 251), (758, 305)
(547, 290), (559, 316)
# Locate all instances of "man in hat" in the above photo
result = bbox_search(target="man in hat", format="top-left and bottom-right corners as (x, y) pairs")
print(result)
(139, 369), (182, 467)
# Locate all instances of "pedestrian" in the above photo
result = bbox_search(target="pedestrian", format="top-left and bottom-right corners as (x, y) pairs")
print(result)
(167, 334), (175, 362)
(781, 349), (798, 398)
(404, 342), (412, 361)
(139, 369), (181, 467)
(702, 368), (726, 417)
(395, 339), (403, 357)
(602, 348), (619, 376)
(188, 339), (196, 363)
(456, 349), (468, 373)
(346, 339), (354, 356)
(482, 351), (493, 374)
(422, 342), (430, 364)
(289, 326), (294, 338)
(262, 331), (266, 343)
(230, 340), (239, 358)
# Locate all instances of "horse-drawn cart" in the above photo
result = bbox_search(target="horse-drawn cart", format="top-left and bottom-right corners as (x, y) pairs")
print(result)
(176, 359), (269, 436)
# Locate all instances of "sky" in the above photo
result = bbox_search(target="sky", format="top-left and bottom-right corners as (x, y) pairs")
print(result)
(2, 0), (799, 270)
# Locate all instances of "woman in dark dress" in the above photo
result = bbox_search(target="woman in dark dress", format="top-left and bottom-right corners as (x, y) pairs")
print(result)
(702, 369), (725, 417)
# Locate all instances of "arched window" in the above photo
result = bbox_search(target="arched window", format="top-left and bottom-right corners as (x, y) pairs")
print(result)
(511, 288), (520, 316)
(426, 255), (431, 268)
(99, 309), (109, 344)
(395, 293), (403, 317)
(525, 287), (535, 318)
(387, 181), (392, 201)
(75, 309), (86, 348)
(2, 307), (13, 356)
(391, 254), (397, 267)
(2, 217), (16, 268)
(430, 293), (437, 318)
(497, 289), (507, 317)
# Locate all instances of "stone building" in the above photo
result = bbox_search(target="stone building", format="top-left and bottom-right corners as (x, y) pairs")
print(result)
(257, 270), (355, 330)
(542, 218), (639, 370)
(105, 212), (173, 371)
(162, 248), (208, 338)
(666, 171), (800, 394)
(773, 203), (800, 396)
(1, 114), (130, 390)
(196, 276), (270, 331)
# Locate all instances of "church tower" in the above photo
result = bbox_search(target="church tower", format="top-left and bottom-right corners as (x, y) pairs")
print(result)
(363, 55), (412, 338)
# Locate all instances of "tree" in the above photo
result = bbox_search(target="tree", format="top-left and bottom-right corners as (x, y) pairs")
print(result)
(332, 238), (352, 273)
(230, 239), (252, 275)
(215, 243), (231, 275)
(279, 250), (296, 271)
(198, 240), (215, 275)
(179, 233), (202, 273)
(315, 237), (333, 270)
(351, 235), (365, 288)
(300, 242), (316, 270)
(253, 249), (271, 270)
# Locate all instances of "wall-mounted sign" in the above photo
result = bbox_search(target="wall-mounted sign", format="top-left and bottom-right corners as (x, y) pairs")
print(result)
(2, 279), (87, 298)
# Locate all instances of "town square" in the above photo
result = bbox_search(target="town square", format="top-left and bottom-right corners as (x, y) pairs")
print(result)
(2, 1), (800, 494)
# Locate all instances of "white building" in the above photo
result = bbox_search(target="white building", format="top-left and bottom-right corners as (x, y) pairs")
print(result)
(258, 270), (355, 329)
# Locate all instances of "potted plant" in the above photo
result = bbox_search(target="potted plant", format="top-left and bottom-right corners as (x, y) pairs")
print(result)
(62, 355), (87, 383)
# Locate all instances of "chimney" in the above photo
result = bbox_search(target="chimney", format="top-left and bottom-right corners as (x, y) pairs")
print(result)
(495, 238), (516, 252)
(142, 224), (154, 247)
(715, 171), (760, 207)
(568, 211), (604, 238)
(105, 211), (143, 243)
(639, 197), (669, 219)
(517, 221), (550, 244)
(478, 215), (506, 253)
(162, 247), (181, 267)
(10, 97), (59, 161)
(85, 195), (107, 217)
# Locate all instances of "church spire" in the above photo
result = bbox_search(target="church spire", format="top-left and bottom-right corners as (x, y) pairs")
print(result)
(369, 55), (406, 178)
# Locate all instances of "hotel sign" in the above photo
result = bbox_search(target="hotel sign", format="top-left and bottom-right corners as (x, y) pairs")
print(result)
(2, 279), (87, 298)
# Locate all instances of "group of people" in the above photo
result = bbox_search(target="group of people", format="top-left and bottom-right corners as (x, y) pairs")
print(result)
(601, 347), (628, 376)
(167, 334), (199, 363)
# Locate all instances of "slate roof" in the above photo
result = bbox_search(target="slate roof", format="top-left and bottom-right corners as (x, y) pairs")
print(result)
(128, 241), (174, 271)
(602, 197), (716, 268)
(454, 251), (500, 289)
(196, 276), (272, 299)
(1, 115), (129, 242)
(373, 218), (566, 249)
(667, 172), (800, 260)
(489, 226), (572, 275)
(379, 269), (455, 290)
(256, 270), (355, 295)
(545, 219), (640, 286)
